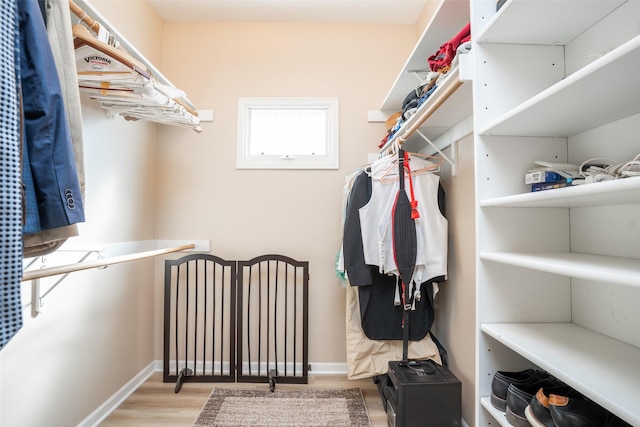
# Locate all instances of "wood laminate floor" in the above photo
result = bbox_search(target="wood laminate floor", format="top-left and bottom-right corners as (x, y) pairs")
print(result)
(99, 372), (388, 426)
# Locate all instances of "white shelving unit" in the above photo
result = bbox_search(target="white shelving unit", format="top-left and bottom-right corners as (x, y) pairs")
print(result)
(378, 1), (639, 425)
(472, 0), (640, 426)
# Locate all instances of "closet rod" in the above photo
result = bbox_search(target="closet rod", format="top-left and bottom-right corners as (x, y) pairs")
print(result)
(69, 0), (100, 33)
(382, 68), (463, 154)
(22, 243), (195, 282)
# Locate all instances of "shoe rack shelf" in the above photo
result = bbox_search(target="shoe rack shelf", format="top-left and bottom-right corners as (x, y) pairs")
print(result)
(479, 398), (511, 427)
(473, 0), (640, 425)
(481, 323), (640, 425)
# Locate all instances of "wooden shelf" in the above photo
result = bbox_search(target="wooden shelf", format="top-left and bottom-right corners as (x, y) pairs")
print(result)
(479, 251), (640, 288)
(480, 177), (640, 208)
(478, 35), (640, 138)
(379, 0), (469, 111)
(481, 323), (640, 426)
(475, 0), (625, 45)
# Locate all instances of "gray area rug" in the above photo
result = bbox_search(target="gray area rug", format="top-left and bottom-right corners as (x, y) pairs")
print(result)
(192, 388), (372, 426)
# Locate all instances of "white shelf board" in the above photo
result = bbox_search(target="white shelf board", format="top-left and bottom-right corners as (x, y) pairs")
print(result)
(480, 252), (640, 288)
(478, 35), (640, 137)
(380, 0), (469, 111)
(380, 68), (472, 153)
(417, 78), (473, 138)
(480, 397), (511, 427)
(476, 0), (625, 45)
(481, 323), (640, 426)
(480, 177), (640, 208)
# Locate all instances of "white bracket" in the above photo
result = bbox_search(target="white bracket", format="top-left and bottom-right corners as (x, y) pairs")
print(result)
(414, 129), (457, 176)
(31, 279), (44, 317)
(26, 241), (203, 317)
(30, 250), (104, 317)
(406, 69), (431, 83)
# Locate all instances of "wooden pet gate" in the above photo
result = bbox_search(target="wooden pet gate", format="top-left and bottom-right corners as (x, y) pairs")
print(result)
(163, 254), (309, 392)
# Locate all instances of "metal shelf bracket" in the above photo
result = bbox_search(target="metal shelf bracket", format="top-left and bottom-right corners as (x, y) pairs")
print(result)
(414, 128), (457, 176)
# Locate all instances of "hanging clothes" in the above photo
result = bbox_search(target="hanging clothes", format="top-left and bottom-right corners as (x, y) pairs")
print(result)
(340, 153), (447, 378)
(342, 153), (447, 341)
(360, 153), (448, 286)
(19, 0), (85, 239)
(22, 0), (85, 258)
(344, 279), (441, 380)
(46, 0), (84, 195)
(1, 0), (23, 350)
(71, 14), (201, 132)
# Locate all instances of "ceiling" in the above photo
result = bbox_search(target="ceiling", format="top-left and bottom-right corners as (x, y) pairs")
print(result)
(148, 0), (429, 24)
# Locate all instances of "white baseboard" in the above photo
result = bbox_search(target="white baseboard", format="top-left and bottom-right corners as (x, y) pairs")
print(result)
(155, 360), (348, 375)
(157, 360), (347, 376)
(307, 362), (347, 375)
(153, 360), (347, 375)
(78, 362), (155, 427)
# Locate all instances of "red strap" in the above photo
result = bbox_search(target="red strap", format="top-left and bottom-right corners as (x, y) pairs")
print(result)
(404, 151), (420, 219)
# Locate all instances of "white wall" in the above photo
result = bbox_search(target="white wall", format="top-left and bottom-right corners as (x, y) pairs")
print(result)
(152, 21), (416, 365)
(432, 135), (476, 426)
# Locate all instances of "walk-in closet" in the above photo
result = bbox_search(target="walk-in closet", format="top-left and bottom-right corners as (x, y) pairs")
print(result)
(1, 1), (638, 426)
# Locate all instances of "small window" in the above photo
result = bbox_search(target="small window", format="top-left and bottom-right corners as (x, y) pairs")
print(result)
(237, 97), (339, 169)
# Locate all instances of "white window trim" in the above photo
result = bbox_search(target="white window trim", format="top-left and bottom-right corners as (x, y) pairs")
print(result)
(237, 97), (339, 170)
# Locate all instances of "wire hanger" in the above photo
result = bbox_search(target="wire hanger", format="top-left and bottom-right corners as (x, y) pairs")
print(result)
(378, 151), (443, 183)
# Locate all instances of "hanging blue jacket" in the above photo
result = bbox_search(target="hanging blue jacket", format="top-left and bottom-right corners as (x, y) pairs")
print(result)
(19, 0), (84, 232)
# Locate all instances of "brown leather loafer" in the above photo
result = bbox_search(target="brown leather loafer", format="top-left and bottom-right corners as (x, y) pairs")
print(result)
(549, 395), (632, 427)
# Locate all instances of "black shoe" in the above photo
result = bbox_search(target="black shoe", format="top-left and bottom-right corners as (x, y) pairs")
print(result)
(491, 369), (549, 412)
(525, 386), (584, 427)
(549, 395), (632, 427)
(506, 384), (537, 427)
(506, 379), (568, 427)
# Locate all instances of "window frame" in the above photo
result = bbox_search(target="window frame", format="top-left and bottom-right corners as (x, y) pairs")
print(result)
(236, 97), (339, 170)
